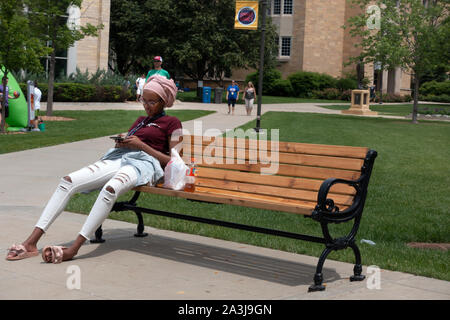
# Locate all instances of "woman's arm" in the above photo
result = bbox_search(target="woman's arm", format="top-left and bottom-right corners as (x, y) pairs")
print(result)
(118, 133), (183, 167)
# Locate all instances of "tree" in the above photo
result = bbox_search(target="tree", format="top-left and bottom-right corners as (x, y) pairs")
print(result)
(0, 0), (50, 133)
(27, 0), (103, 116)
(345, 0), (450, 123)
(109, 0), (278, 83)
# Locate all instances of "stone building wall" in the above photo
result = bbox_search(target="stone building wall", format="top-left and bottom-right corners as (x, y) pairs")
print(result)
(75, 0), (110, 73)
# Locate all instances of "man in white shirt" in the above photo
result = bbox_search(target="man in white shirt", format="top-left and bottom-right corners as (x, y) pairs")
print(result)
(135, 74), (146, 102)
(31, 81), (42, 131)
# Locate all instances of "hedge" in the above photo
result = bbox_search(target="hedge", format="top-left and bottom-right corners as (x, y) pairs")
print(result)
(245, 69), (282, 95)
(19, 82), (131, 102)
(419, 94), (450, 103)
(374, 93), (413, 103)
(419, 80), (450, 96)
(287, 71), (338, 98)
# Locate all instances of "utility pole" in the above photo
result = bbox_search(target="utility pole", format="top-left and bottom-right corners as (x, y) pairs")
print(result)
(254, 0), (267, 133)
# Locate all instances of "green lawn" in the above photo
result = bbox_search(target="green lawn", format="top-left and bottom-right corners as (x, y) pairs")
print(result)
(0, 109), (214, 154)
(321, 103), (450, 116)
(177, 90), (344, 104)
(67, 112), (450, 281)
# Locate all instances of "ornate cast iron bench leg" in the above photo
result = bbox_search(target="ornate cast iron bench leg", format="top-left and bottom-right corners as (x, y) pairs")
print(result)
(134, 210), (148, 238)
(90, 225), (105, 243)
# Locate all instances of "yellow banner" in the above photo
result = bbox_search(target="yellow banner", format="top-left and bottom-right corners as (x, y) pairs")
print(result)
(234, 1), (259, 30)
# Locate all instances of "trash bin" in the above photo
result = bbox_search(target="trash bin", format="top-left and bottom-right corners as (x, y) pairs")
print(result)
(202, 87), (211, 103)
(213, 87), (224, 103)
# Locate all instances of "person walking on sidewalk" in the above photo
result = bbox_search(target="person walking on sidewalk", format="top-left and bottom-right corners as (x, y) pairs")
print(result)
(226, 80), (240, 115)
(31, 81), (42, 131)
(6, 75), (182, 264)
(244, 81), (256, 116)
(135, 74), (146, 102)
(145, 56), (170, 82)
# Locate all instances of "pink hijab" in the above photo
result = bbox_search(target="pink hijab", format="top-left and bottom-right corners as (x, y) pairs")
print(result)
(143, 75), (177, 108)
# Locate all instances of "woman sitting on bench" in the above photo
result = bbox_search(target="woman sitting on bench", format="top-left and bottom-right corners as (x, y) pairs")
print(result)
(6, 75), (182, 263)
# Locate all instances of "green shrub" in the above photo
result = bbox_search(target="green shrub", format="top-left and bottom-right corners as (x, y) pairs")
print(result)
(98, 85), (131, 102)
(374, 93), (413, 103)
(419, 80), (450, 96)
(19, 82), (130, 102)
(245, 68), (282, 95)
(55, 83), (97, 102)
(420, 94), (450, 103)
(340, 89), (352, 101)
(312, 88), (341, 100)
(336, 77), (357, 91)
(287, 71), (337, 97)
(268, 79), (294, 96)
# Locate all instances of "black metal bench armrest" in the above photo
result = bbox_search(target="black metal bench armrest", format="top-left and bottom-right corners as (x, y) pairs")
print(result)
(311, 177), (362, 223)
(311, 150), (377, 224)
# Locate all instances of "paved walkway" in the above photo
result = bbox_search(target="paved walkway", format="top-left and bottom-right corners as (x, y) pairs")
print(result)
(1, 101), (449, 300)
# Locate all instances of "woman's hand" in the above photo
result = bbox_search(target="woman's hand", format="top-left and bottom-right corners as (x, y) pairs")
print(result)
(118, 135), (145, 151)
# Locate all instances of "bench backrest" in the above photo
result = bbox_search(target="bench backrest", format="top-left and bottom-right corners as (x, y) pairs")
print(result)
(180, 136), (369, 211)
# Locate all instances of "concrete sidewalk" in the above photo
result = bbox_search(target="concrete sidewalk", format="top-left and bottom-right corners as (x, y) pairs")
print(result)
(1, 101), (449, 300)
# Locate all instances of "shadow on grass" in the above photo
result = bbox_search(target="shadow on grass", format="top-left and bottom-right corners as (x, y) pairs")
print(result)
(63, 228), (341, 287)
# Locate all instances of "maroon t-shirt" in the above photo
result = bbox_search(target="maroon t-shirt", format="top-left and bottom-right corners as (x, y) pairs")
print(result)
(128, 115), (182, 155)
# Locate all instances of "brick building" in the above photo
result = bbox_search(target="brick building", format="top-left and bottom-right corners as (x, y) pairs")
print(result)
(41, 0), (111, 78)
(233, 0), (411, 95)
(55, 0), (410, 95)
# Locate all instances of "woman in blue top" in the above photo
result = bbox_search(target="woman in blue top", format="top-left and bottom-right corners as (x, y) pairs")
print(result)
(226, 80), (240, 115)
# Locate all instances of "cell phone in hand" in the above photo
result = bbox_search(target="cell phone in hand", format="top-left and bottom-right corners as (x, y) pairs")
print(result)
(110, 136), (124, 142)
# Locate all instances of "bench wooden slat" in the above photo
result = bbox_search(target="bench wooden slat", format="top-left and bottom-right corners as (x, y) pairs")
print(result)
(197, 167), (356, 195)
(196, 177), (354, 206)
(197, 161), (361, 181)
(184, 145), (365, 171)
(183, 136), (369, 159)
(134, 185), (317, 215)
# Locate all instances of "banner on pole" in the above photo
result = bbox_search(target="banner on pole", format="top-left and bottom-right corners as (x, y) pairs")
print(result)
(234, 1), (259, 30)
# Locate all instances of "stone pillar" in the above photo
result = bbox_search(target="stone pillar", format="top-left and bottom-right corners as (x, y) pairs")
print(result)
(382, 70), (388, 93)
(394, 67), (402, 94)
(75, 0), (110, 73)
(342, 90), (378, 116)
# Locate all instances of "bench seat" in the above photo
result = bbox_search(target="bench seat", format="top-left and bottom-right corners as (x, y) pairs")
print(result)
(134, 135), (367, 215)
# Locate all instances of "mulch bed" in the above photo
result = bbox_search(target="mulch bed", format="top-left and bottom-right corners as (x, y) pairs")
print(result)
(1, 116), (75, 134)
(39, 116), (75, 121)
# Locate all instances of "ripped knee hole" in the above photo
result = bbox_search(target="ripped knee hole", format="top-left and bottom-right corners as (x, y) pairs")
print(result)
(105, 186), (115, 194)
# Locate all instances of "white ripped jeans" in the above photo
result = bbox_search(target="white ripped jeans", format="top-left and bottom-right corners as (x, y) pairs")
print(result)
(35, 159), (138, 240)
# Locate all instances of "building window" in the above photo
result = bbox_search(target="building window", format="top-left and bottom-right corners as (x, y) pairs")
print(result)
(283, 0), (293, 14)
(41, 49), (68, 78)
(38, 14), (70, 78)
(273, 0), (281, 15)
(281, 37), (291, 57)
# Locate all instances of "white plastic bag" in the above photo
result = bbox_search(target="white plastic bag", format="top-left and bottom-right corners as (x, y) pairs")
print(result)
(163, 148), (188, 190)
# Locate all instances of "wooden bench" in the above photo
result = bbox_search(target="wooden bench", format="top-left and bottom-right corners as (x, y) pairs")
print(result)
(92, 135), (378, 292)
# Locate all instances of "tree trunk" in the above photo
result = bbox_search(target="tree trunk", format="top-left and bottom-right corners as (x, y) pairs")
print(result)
(47, 49), (56, 116)
(412, 74), (420, 124)
(0, 74), (7, 133)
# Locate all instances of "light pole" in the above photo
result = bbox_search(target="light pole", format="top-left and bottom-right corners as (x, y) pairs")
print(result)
(254, 0), (267, 133)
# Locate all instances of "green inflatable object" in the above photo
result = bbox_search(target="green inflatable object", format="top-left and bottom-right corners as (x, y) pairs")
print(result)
(0, 67), (28, 131)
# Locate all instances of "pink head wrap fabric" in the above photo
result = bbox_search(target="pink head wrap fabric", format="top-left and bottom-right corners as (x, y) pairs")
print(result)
(143, 75), (177, 108)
